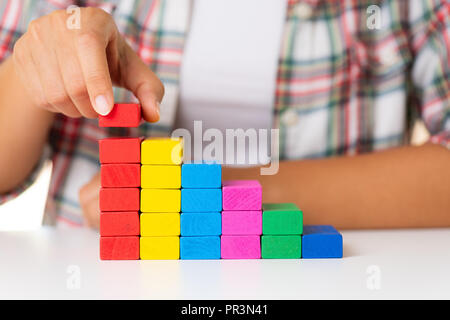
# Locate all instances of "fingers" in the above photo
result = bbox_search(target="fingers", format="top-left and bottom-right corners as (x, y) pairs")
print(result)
(13, 7), (165, 122)
(12, 36), (57, 113)
(14, 16), (84, 117)
(28, 22), (82, 118)
(12, 9), (117, 118)
(56, 8), (116, 118)
(121, 42), (164, 122)
(79, 172), (101, 229)
(55, 40), (98, 119)
(75, 27), (116, 116)
(82, 198), (100, 229)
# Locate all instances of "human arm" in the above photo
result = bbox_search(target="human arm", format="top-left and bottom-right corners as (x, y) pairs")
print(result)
(223, 143), (450, 229)
(0, 57), (54, 194)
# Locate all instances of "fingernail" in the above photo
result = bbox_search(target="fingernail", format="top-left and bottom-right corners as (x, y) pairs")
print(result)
(95, 95), (111, 116)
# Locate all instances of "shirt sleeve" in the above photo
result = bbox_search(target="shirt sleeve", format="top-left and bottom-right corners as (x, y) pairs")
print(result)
(410, 1), (450, 149)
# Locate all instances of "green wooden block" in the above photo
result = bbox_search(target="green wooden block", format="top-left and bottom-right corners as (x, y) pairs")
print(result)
(262, 203), (303, 235)
(261, 235), (301, 259)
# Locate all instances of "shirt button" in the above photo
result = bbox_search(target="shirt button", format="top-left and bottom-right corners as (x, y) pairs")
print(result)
(296, 3), (312, 19)
(281, 109), (299, 126)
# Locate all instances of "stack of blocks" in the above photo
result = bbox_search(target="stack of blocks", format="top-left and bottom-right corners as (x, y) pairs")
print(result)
(180, 163), (222, 259)
(98, 104), (343, 260)
(221, 180), (263, 259)
(261, 203), (303, 258)
(140, 138), (183, 259)
(98, 104), (142, 260)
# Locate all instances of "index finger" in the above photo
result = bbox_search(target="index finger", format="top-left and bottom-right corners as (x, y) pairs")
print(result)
(75, 30), (116, 116)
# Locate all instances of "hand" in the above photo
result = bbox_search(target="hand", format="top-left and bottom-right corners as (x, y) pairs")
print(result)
(79, 171), (101, 229)
(12, 7), (163, 121)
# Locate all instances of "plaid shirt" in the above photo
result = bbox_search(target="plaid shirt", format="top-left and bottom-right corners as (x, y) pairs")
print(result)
(0, 0), (449, 226)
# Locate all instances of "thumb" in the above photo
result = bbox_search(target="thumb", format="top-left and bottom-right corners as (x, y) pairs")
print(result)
(121, 43), (164, 123)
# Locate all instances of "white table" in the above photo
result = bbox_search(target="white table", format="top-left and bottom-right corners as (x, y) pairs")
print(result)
(0, 227), (449, 299)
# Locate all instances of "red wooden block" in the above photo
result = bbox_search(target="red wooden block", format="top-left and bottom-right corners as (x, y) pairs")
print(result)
(101, 164), (140, 188)
(100, 236), (140, 260)
(100, 211), (140, 236)
(98, 103), (141, 127)
(99, 137), (141, 164)
(99, 188), (140, 212)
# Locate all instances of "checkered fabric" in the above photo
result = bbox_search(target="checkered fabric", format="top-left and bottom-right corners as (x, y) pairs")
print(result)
(0, 0), (448, 226)
(275, 0), (449, 159)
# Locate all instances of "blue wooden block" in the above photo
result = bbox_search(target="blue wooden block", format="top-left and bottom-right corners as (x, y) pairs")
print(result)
(181, 212), (222, 236)
(302, 225), (343, 259)
(181, 163), (222, 188)
(180, 236), (221, 260)
(181, 189), (222, 212)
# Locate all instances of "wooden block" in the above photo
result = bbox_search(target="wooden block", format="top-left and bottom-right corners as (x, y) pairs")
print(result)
(140, 189), (180, 213)
(98, 103), (141, 127)
(181, 189), (222, 212)
(100, 236), (139, 260)
(141, 165), (181, 189)
(99, 137), (141, 164)
(222, 211), (262, 235)
(140, 236), (180, 260)
(100, 211), (140, 236)
(302, 225), (343, 259)
(261, 235), (301, 259)
(262, 203), (303, 235)
(181, 163), (222, 188)
(180, 212), (221, 236)
(222, 180), (262, 210)
(101, 164), (140, 188)
(140, 213), (180, 236)
(141, 138), (183, 165)
(180, 236), (221, 260)
(99, 188), (140, 212)
(221, 235), (261, 259)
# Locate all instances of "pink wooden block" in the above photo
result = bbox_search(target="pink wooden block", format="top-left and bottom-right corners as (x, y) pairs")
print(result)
(221, 235), (261, 259)
(222, 180), (262, 210)
(222, 211), (262, 235)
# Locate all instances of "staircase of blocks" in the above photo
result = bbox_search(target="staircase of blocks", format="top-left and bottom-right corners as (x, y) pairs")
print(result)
(98, 104), (343, 260)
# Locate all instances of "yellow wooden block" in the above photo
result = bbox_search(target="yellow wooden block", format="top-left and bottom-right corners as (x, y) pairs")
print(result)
(140, 189), (181, 212)
(141, 138), (183, 165)
(140, 213), (180, 236)
(140, 236), (180, 260)
(141, 165), (181, 189)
